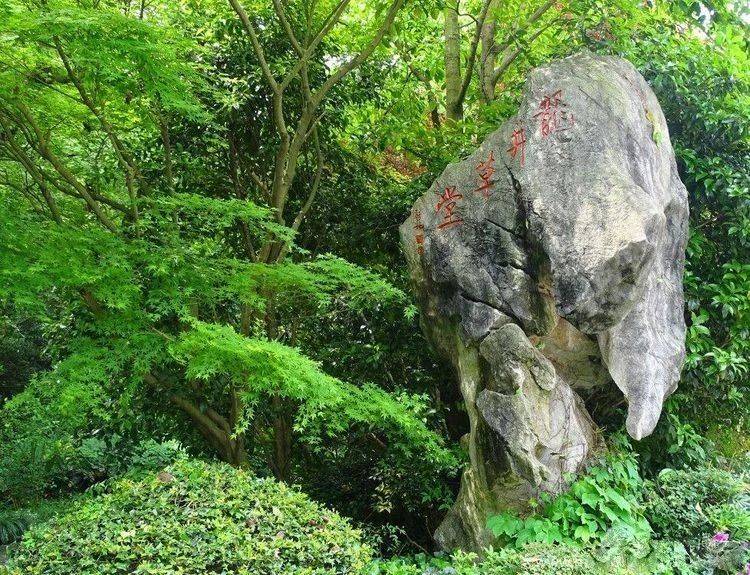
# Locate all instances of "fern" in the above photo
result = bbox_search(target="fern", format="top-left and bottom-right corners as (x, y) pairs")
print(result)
(0, 509), (31, 545)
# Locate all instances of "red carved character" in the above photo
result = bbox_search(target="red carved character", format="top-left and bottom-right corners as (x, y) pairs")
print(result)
(475, 150), (496, 198)
(413, 209), (425, 255)
(435, 186), (463, 230)
(507, 128), (527, 167)
(533, 89), (575, 137)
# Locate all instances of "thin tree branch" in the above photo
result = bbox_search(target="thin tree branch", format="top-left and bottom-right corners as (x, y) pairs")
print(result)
(0, 129), (62, 223)
(1, 120), (128, 215)
(227, 0), (281, 95)
(272, 0), (304, 56)
(0, 178), (47, 217)
(53, 37), (143, 235)
(249, 170), (269, 196)
(291, 129), (322, 232)
(311, 0), (404, 106)
(492, 19), (555, 85)
(275, 128), (322, 263)
(1, 105), (118, 231)
(396, 40), (442, 128)
(278, 0), (353, 91)
(79, 289), (105, 317)
(493, 0), (555, 57)
(457, 0), (493, 106)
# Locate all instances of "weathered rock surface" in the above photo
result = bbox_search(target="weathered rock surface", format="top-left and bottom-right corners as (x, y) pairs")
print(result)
(399, 51), (688, 552)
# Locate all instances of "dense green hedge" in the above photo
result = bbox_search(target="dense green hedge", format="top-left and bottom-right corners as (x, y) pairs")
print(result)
(5, 459), (372, 574)
(645, 466), (750, 550)
(368, 540), (696, 575)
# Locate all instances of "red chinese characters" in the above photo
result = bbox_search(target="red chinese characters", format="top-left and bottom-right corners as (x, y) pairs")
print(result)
(533, 89), (575, 137)
(474, 150), (496, 198)
(507, 128), (527, 167)
(435, 186), (463, 230)
(413, 209), (425, 255)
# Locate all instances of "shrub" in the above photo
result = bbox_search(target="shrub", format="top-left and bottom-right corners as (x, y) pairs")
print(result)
(5, 458), (372, 575)
(594, 538), (698, 575)
(124, 438), (188, 475)
(0, 368), (111, 503)
(487, 446), (650, 546)
(701, 535), (750, 575)
(367, 550), (478, 575)
(483, 542), (599, 574)
(644, 466), (748, 550)
(368, 541), (698, 575)
(0, 388), (189, 504)
(0, 497), (79, 553)
(483, 540), (696, 575)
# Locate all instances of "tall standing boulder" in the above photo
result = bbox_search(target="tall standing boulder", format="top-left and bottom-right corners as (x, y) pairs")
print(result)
(399, 51), (688, 552)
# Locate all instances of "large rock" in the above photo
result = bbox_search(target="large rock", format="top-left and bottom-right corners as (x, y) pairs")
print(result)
(400, 51), (688, 552)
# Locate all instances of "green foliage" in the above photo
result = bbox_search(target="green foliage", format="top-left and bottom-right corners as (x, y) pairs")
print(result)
(226, 254), (408, 317)
(483, 543), (600, 575)
(636, 407), (711, 473)
(172, 319), (453, 461)
(644, 466), (749, 551)
(0, 345), (188, 503)
(0, 509), (31, 546)
(126, 439), (188, 475)
(5, 458), (373, 575)
(369, 540), (698, 575)
(0, 366), (108, 502)
(707, 503), (750, 541)
(487, 445), (650, 546)
(0, 497), (78, 549)
(702, 536), (750, 575)
(0, 306), (49, 401)
(156, 192), (294, 241)
(1, 0), (207, 115)
(0, 119), (451, 512)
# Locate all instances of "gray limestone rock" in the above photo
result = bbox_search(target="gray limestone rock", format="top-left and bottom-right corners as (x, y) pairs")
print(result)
(400, 51), (688, 552)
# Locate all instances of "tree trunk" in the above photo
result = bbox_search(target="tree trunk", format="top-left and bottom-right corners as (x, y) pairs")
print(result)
(480, 0), (497, 103)
(444, 1), (463, 121)
(271, 396), (292, 481)
(227, 434), (250, 467)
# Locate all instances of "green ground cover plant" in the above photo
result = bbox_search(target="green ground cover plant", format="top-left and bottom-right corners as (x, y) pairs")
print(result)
(4, 459), (372, 575)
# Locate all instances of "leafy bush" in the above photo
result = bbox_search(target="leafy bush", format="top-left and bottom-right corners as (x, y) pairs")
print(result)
(701, 535), (750, 575)
(368, 551), (478, 575)
(368, 546), (600, 575)
(125, 438), (187, 474)
(487, 445), (650, 546)
(369, 540), (698, 575)
(484, 543), (599, 575)
(633, 5), (750, 431)
(0, 372), (100, 503)
(644, 466), (748, 551)
(707, 503), (750, 541)
(5, 458), (372, 574)
(0, 374), (189, 504)
(0, 355), (133, 503)
(636, 408), (711, 473)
